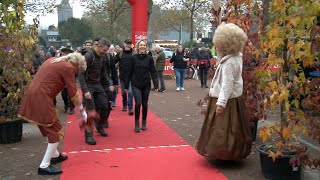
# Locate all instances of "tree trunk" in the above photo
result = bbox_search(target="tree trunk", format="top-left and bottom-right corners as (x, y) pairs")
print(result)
(212, 0), (221, 46)
(179, 21), (182, 44)
(281, 0), (289, 130)
(261, 0), (272, 33)
(189, 11), (194, 42)
(110, 21), (114, 43)
(281, 38), (289, 129)
(148, 0), (153, 23)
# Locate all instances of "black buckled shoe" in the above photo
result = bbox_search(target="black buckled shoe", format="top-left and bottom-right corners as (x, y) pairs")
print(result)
(51, 153), (68, 165)
(38, 165), (62, 175)
(97, 128), (108, 137)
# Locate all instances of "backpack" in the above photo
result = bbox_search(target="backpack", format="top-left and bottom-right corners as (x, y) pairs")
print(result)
(197, 59), (209, 66)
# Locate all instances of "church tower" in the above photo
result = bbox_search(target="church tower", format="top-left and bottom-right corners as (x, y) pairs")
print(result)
(58, 0), (73, 23)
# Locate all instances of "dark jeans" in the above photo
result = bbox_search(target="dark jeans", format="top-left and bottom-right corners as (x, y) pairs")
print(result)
(120, 79), (133, 109)
(61, 88), (75, 110)
(83, 91), (109, 130)
(199, 67), (208, 86)
(132, 85), (151, 121)
(157, 70), (165, 91)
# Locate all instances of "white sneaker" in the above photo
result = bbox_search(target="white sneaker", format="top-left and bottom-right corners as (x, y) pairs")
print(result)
(176, 87), (181, 91)
(181, 87), (186, 91)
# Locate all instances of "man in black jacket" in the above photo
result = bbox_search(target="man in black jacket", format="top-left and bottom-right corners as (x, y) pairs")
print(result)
(78, 38), (114, 145)
(114, 39), (134, 115)
(103, 49), (119, 128)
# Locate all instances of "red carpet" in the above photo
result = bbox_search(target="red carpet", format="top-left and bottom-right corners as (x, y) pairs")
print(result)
(61, 95), (227, 180)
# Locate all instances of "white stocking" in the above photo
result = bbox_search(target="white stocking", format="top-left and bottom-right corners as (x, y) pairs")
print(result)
(52, 149), (60, 158)
(39, 142), (59, 168)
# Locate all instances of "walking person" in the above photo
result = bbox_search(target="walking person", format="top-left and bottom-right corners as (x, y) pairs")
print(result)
(59, 48), (76, 114)
(154, 46), (166, 92)
(104, 46), (119, 127)
(125, 39), (158, 132)
(170, 45), (189, 91)
(114, 39), (134, 115)
(18, 53), (85, 175)
(78, 38), (114, 145)
(108, 45), (119, 108)
(197, 46), (211, 88)
(81, 40), (92, 55)
(196, 22), (252, 160)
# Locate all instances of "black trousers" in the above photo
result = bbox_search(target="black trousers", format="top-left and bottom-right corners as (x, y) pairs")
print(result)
(132, 85), (151, 121)
(61, 88), (75, 110)
(199, 67), (208, 86)
(83, 91), (109, 129)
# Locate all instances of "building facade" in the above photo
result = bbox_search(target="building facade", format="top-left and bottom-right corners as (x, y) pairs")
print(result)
(58, 0), (73, 23)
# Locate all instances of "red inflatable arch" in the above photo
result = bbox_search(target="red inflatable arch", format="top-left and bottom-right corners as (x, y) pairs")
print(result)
(127, 0), (148, 46)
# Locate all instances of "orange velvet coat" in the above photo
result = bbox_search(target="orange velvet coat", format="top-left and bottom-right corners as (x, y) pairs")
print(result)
(18, 58), (78, 127)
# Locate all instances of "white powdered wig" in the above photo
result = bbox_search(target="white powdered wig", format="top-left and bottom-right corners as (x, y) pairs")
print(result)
(213, 22), (247, 58)
(51, 52), (86, 71)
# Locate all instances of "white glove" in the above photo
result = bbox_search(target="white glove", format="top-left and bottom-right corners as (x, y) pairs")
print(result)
(81, 111), (87, 123)
(79, 104), (87, 123)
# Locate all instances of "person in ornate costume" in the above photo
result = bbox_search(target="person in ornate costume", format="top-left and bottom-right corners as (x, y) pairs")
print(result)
(196, 23), (252, 161)
(18, 52), (86, 175)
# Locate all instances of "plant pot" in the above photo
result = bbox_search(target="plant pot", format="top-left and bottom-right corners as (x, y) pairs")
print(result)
(257, 144), (303, 180)
(0, 119), (23, 144)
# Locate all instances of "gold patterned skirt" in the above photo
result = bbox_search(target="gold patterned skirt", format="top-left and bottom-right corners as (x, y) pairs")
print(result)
(196, 96), (252, 160)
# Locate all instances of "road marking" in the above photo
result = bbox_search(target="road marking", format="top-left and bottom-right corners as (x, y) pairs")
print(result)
(64, 145), (190, 154)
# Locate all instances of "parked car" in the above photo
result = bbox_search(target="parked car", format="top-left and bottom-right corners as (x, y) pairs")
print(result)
(163, 50), (173, 59)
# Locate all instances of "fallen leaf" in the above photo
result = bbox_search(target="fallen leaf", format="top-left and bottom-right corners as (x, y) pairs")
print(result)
(25, 171), (33, 176)
(67, 121), (72, 124)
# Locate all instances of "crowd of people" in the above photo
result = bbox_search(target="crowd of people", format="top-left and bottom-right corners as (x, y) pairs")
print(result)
(18, 22), (251, 176)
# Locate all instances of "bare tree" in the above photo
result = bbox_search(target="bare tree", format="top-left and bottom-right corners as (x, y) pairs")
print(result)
(85, 0), (131, 43)
(160, 0), (211, 42)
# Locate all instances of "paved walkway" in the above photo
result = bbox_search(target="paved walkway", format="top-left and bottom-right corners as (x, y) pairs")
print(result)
(0, 79), (319, 180)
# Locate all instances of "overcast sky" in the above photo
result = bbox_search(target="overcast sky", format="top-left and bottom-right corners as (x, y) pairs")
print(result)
(25, 1), (85, 28)
(25, 0), (163, 28)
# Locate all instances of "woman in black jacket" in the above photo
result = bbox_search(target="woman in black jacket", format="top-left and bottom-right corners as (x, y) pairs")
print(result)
(170, 45), (189, 91)
(125, 40), (158, 132)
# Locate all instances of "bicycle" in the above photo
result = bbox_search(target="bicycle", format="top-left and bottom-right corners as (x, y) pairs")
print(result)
(185, 59), (198, 79)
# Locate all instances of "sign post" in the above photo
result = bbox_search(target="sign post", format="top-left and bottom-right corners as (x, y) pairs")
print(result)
(127, 0), (148, 46)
